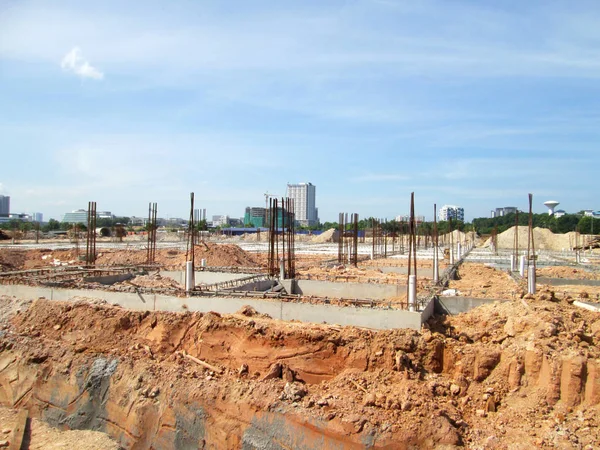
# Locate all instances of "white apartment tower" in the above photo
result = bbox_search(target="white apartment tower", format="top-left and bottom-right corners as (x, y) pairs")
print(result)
(286, 182), (318, 227)
(439, 205), (465, 222)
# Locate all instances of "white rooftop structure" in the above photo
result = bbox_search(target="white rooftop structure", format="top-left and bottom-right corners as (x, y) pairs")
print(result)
(543, 200), (560, 216)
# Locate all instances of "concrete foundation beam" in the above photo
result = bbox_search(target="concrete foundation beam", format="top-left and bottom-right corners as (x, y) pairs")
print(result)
(0, 284), (434, 331)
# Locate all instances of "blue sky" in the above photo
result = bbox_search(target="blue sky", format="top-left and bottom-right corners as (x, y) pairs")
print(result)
(1, 0), (599, 222)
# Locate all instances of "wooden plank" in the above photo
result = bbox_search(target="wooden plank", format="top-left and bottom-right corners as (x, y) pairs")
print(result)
(9, 409), (29, 450)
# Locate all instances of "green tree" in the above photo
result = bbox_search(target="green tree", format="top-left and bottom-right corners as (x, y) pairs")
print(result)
(577, 216), (598, 235)
(42, 218), (61, 232)
(0, 220), (17, 230)
(556, 215), (580, 234)
(20, 222), (33, 232)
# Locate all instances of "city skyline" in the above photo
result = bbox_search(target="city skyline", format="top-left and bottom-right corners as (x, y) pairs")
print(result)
(4, 194), (597, 226)
(2, 1), (599, 222)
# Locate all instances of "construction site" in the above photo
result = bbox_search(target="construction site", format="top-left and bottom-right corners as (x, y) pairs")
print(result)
(1, 198), (600, 449)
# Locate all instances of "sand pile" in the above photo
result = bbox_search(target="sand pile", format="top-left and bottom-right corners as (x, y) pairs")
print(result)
(537, 266), (600, 280)
(100, 243), (259, 268)
(439, 230), (476, 245)
(115, 273), (182, 290)
(295, 234), (313, 242)
(483, 226), (592, 251)
(0, 407), (119, 449)
(297, 265), (426, 285)
(241, 232), (266, 242)
(311, 228), (338, 243)
(156, 232), (185, 242)
(0, 244), (260, 271)
(0, 248), (82, 271)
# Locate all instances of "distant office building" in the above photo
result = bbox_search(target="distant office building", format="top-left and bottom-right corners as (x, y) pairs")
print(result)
(62, 209), (88, 224)
(165, 217), (187, 227)
(244, 207), (267, 227)
(211, 215), (230, 227)
(0, 212), (42, 223)
(97, 211), (114, 220)
(0, 195), (9, 217)
(395, 214), (425, 224)
(62, 209), (116, 224)
(439, 205), (465, 222)
(229, 218), (243, 227)
(554, 209), (567, 218)
(9, 213), (32, 221)
(129, 216), (146, 226)
(286, 182), (318, 227)
(491, 207), (517, 218)
(583, 210), (599, 217)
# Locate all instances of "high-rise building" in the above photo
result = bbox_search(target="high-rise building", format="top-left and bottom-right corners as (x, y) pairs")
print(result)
(244, 207), (267, 227)
(211, 215), (230, 227)
(439, 205), (465, 222)
(0, 195), (9, 217)
(286, 182), (318, 226)
(32, 212), (43, 223)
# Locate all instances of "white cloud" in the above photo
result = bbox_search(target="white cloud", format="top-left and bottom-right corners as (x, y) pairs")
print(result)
(60, 47), (103, 80)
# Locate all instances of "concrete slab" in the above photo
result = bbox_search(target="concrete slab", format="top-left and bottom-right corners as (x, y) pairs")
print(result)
(537, 277), (600, 287)
(435, 296), (507, 315)
(573, 301), (600, 312)
(82, 273), (134, 285)
(161, 270), (255, 286)
(289, 279), (404, 300)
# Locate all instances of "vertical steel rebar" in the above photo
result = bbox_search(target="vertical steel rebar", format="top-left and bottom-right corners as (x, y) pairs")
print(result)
(433, 203), (439, 284)
(448, 216), (454, 263)
(514, 210), (519, 262)
(186, 193), (196, 268)
(338, 212), (344, 264)
(85, 201), (97, 266)
(147, 202), (157, 265)
(526, 193), (536, 272)
(407, 193), (418, 307)
(352, 213), (358, 266)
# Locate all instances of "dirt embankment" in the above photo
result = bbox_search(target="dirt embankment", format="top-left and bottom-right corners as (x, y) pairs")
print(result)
(448, 263), (521, 299)
(537, 266), (600, 281)
(448, 263), (600, 301)
(297, 265), (429, 285)
(0, 243), (260, 271)
(1, 294), (599, 448)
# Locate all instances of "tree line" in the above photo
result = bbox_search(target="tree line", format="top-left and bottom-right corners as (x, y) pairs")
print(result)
(472, 212), (597, 235)
(316, 217), (468, 235)
(0, 217), (132, 233)
(2, 212), (597, 236)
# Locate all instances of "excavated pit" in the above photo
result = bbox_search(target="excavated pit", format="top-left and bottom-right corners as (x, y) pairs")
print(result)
(1, 294), (600, 449)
